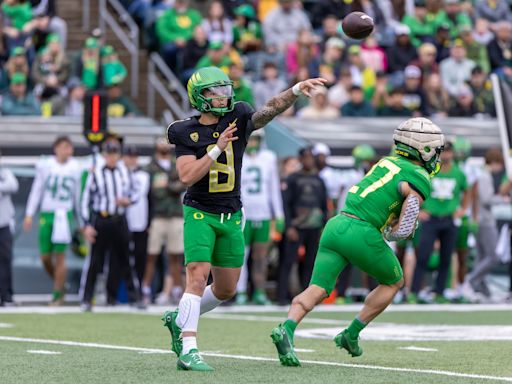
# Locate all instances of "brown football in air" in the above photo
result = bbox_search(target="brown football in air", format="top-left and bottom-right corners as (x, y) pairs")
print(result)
(342, 11), (375, 40)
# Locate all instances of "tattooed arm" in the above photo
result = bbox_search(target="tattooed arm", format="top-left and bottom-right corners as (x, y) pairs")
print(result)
(251, 78), (327, 129)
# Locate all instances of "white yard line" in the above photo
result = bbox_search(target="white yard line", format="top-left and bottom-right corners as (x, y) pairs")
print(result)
(0, 336), (511, 382)
(0, 323), (14, 328)
(1, 303), (511, 315)
(27, 350), (62, 355)
(398, 346), (439, 352)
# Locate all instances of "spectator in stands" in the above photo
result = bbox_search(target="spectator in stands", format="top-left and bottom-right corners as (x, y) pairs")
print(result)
(401, 0), (438, 47)
(245, 42), (286, 82)
(497, 61), (512, 87)
(101, 45), (127, 88)
(106, 78), (140, 117)
(263, 0), (311, 51)
(403, 64), (428, 116)
(196, 40), (233, 73)
(156, 0), (202, 72)
(441, 0), (472, 39)
(290, 67), (312, 115)
(308, 37), (343, 87)
(37, 74), (65, 116)
(0, 151), (18, 307)
(181, 26), (208, 84)
(229, 62), (255, 106)
(487, 21), (512, 72)
(253, 61), (287, 109)
(76, 37), (101, 90)
(448, 85), (478, 117)
(386, 24), (417, 86)
(474, 0), (512, 25)
(298, 86), (340, 118)
(409, 43), (439, 85)
(278, 147), (328, 305)
(459, 24), (490, 74)
(433, 23), (451, 63)
(232, 4), (262, 54)
(286, 29), (320, 79)
(327, 68), (352, 109)
(319, 15), (343, 51)
(32, 46), (62, 89)
(52, 77), (84, 117)
(1, 72), (40, 115)
(1, 0), (34, 54)
(440, 38), (476, 97)
(371, 71), (390, 109)
(361, 35), (387, 73)
(201, 0), (233, 51)
(44, 33), (70, 84)
(469, 66), (495, 116)
(424, 72), (450, 117)
(2, 47), (30, 90)
(311, 0), (349, 29)
(347, 45), (376, 100)
(473, 18), (494, 46)
(341, 85), (376, 117)
(377, 87), (412, 116)
(30, 0), (67, 50)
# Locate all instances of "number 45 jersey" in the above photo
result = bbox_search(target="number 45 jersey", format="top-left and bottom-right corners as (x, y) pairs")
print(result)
(343, 156), (432, 231)
(167, 101), (256, 214)
(25, 156), (82, 217)
(241, 149), (284, 221)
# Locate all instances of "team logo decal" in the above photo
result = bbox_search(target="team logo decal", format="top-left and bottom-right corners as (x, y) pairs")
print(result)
(213, 132), (220, 138)
(190, 132), (199, 142)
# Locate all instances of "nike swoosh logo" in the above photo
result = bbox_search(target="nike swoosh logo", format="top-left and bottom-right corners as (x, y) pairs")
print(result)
(180, 360), (192, 368)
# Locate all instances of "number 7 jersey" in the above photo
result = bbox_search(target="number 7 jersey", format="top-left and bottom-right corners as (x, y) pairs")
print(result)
(167, 101), (256, 214)
(343, 156), (432, 230)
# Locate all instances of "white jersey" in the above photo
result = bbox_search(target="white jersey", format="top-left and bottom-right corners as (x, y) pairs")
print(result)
(337, 168), (365, 211)
(319, 166), (344, 201)
(241, 149), (284, 221)
(461, 159), (480, 217)
(26, 156), (82, 217)
(126, 168), (150, 232)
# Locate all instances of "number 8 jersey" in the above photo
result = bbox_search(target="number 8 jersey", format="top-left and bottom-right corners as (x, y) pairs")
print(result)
(167, 101), (256, 214)
(25, 156), (82, 217)
(343, 156), (432, 231)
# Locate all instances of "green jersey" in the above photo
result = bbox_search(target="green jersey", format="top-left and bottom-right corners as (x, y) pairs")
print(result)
(343, 156), (431, 230)
(422, 163), (467, 217)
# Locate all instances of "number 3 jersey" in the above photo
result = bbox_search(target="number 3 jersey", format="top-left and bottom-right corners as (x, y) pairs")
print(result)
(26, 156), (82, 217)
(241, 149), (284, 221)
(343, 156), (431, 231)
(167, 101), (256, 214)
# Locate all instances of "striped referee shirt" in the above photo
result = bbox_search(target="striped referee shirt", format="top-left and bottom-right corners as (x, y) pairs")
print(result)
(81, 162), (138, 226)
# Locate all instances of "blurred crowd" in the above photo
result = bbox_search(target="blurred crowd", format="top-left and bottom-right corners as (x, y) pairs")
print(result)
(0, 0), (139, 118)
(1, 133), (512, 307)
(120, 0), (512, 118)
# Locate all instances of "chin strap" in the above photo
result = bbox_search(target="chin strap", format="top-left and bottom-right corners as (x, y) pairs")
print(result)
(383, 194), (420, 242)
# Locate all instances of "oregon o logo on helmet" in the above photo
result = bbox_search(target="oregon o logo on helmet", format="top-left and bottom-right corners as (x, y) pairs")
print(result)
(193, 212), (205, 220)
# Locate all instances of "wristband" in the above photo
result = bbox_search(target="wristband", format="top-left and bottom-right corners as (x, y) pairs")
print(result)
(292, 82), (303, 96)
(207, 145), (222, 160)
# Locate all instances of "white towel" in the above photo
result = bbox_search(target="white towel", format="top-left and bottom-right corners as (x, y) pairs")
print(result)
(495, 224), (510, 264)
(52, 209), (71, 244)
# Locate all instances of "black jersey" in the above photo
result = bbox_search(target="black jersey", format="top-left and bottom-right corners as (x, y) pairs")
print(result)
(167, 101), (256, 214)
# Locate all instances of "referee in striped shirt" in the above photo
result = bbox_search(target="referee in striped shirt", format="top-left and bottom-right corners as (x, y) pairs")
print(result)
(80, 140), (140, 311)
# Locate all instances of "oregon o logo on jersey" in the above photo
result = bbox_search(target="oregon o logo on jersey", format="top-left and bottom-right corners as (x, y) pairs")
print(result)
(193, 212), (205, 220)
(213, 132), (220, 138)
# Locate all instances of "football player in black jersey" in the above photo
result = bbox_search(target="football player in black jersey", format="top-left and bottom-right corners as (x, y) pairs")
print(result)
(162, 66), (326, 371)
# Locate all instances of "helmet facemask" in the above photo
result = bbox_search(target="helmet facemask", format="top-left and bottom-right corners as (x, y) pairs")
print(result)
(197, 84), (235, 116)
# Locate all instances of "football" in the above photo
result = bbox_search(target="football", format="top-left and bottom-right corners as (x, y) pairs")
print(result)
(342, 11), (375, 40)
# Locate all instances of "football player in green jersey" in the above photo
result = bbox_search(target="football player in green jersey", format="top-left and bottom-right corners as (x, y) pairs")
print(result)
(271, 117), (445, 366)
(162, 66), (326, 371)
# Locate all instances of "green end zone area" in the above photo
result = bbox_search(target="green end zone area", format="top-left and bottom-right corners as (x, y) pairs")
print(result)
(1, 307), (512, 384)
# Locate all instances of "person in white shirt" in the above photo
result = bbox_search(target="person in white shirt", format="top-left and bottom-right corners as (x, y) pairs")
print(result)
(123, 145), (151, 293)
(237, 130), (284, 304)
(24, 136), (81, 305)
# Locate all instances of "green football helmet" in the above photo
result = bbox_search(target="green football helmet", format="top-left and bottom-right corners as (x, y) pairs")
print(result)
(393, 117), (445, 176)
(187, 67), (235, 116)
(452, 137), (471, 161)
(352, 144), (376, 167)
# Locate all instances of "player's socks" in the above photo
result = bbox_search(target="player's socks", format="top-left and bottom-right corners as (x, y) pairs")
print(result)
(182, 336), (197, 355)
(346, 317), (366, 339)
(52, 290), (62, 301)
(283, 319), (297, 338)
(200, 285), (223, 314)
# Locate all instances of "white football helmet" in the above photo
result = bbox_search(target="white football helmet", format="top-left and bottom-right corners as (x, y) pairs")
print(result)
(393, 117), (445, 174)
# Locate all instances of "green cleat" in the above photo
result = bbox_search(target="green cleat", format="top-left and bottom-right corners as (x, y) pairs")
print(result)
(177, 349), (214, 371)
(253, 291), (272, 305)
(334, 329), (363, 357)
(434, 295), (451, 304)
(406, 293), (418, 304)
(235, 292), (249, 305)
(270, 324), (301, 367)
(162, 310), (182, 357)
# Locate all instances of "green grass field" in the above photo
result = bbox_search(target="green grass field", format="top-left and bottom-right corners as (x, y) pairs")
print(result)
(1, 305), (512, 384)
